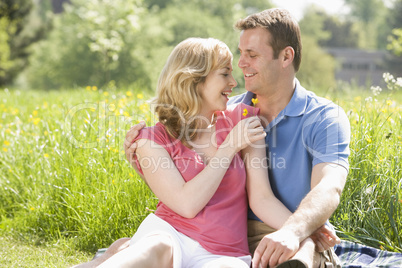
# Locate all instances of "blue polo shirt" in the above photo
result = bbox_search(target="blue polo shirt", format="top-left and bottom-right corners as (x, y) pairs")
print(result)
(228, 79), (350, 220)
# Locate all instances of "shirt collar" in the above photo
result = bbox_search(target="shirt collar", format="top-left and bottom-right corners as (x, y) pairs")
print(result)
(283, 78), (308, 117)
(243, 78), (308, 117)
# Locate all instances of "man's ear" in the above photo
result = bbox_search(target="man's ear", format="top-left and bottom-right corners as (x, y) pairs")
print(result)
(282, 46), (295, 69)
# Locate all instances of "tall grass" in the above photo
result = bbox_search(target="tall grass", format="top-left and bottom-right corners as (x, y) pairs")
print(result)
(0, 76), (401, 253)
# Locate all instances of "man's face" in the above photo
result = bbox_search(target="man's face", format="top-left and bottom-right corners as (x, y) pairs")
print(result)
(238, 27), (282, 95)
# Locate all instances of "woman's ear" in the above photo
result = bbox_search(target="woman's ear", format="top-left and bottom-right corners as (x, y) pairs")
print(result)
(281, 46), (295, 69)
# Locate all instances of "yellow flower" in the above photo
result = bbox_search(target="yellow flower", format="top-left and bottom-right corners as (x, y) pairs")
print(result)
(103, 92), (109, 96)
(2, 147), (8, 152)
(3, 140), (10, 146)
(252, 98), (259, 105)
(137, 93), (144, 99)
(86, 86), (91, 91)
(243, 108), (248, 116)
(44, 153), (49, 158)
(32, 110), (38, 116)
(366, 138), (372, 143)
(112, 180), (115, 185)
(386, 100), (392, 106)
(30, 207), (35, 211)
(126, 91), (133, 97)
(33, 118), (41, 125)
(92, 86), (98, 91)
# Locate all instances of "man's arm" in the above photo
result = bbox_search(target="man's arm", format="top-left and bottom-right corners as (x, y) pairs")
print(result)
(252, 162), (347, 268)
(124, 121), (146, 178)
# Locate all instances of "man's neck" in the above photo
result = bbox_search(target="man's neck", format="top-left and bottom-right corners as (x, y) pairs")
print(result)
(255, 78), (296, 126)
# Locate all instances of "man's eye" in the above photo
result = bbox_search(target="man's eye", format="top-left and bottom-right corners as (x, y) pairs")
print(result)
(250, 55), (256, 58)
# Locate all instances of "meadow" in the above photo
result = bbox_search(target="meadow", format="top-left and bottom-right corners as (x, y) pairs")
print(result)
(0, 75), (401, 266)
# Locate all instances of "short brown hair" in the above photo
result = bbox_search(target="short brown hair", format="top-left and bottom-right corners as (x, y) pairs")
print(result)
(235, 8), (302, 72)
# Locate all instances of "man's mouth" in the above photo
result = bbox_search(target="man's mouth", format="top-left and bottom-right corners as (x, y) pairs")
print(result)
(245, 73), (256, 77)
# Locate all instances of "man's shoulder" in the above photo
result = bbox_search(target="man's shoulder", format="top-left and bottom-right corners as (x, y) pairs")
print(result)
(304, 90), (345, 115)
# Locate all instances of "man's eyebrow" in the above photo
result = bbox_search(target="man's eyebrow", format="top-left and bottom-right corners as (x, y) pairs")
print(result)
(238, 48), (254, 53)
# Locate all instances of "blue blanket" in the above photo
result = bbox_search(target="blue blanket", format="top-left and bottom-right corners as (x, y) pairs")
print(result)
(93, 240), (402, 267)
(335, 241), (402, 268)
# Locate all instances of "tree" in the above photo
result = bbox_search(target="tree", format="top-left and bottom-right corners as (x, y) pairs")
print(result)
(321, 15), (359, 48)
(298, 5), (336, 90)
(0, 0), (45, 87)
(344, 0), (388, 49)
(26, 0), (146, 89)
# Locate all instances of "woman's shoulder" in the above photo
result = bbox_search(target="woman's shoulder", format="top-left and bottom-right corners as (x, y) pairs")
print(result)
(136, 122), (172, 143)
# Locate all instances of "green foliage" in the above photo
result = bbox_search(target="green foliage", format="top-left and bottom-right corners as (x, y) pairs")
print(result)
(331, 74), (402, 252)
(1, 80), (402, 254)
(344, 0), (389, 49)
(26, 0), (148, 89)
(0, 0), (46, 86)
(298, 7), (336, 90)
(297, 36), (336, 90)
(387, 28), (402, 57)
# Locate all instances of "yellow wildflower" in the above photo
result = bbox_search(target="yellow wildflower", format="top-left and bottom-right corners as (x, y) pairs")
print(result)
(30, 207), (35, 211)
(32, 110), (38, 116)
(366, 138), (372, 143)
(3, 140), (10, 146)
(137, 93), (144, 99)
(2, 147), (8, 152)
(92, 86), (98, 91)
(386, 100), (392, 106)
(243, 108), (248, 117)
(251, 98), (259, 105)
(33, 118), (41, 125)
(86, 86), (91, 91)
(44, 153), (49, 158)
(126, 91), (133, 97)
(104, 92), (109, 96)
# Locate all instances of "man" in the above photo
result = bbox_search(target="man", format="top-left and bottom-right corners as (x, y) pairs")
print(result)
(77, 8), (350, 268)
(228, 8), (350, 268)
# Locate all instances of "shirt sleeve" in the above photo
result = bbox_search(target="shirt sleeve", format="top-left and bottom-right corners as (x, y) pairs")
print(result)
(304, 103), (351, 171)
(133, 124), (174, 175)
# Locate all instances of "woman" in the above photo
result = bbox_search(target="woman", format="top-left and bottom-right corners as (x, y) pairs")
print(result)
(98, 38), (292, 268)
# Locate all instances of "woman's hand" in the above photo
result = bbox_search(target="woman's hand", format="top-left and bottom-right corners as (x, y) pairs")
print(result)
(310, 225), (341, 252)
(222, 116), (266, 153)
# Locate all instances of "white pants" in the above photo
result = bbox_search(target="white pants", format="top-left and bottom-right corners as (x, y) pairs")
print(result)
(130, 214), (251, 268)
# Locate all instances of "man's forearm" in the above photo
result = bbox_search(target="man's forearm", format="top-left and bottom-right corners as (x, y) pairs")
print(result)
(280, 163), (347, 243)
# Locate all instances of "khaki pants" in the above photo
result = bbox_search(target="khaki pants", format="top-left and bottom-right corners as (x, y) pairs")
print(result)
(247, 220), (341, 268)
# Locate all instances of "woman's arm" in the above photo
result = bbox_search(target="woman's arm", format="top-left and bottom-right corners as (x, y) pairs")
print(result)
(136, 116), (266, 219)
(242, 138), (292, 229)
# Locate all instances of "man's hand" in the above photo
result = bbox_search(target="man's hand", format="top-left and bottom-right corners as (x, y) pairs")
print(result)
(310, 225), (341, 252)
(124, 121), (146, 170)
(252, 229), (300, 268)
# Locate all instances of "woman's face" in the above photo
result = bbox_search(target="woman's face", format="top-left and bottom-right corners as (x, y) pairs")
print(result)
(198, 62), (237, 118)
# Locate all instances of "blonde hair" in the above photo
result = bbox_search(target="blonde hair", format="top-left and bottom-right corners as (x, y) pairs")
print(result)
(152, 37), (232, 145)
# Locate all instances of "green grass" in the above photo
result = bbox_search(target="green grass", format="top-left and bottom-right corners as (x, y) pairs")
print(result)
(0, 79), (401, 265)
(0, 236), (91, 267)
